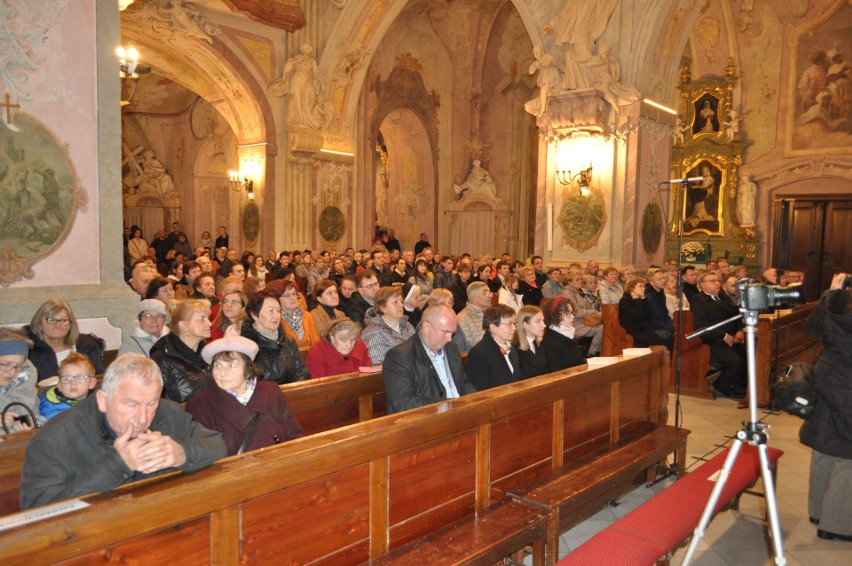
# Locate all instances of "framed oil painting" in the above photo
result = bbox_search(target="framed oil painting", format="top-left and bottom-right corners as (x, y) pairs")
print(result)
(682, 158), (725, 237)
(785, 1), (852, 155)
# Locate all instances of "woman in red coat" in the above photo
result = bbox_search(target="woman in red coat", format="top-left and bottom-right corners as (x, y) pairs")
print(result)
(306, 318), (373, 379)
(186, 336), (303, 456)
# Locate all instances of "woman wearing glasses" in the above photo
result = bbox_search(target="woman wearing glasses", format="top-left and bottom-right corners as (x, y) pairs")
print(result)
(38, 353), (97, 420)
(210, 290), (248, 341)
(118, 299), (171, 357)
(186, 336), (304, 456)
(24, 299), (105, 383)
(465, 305), (521, 391)
(241, 289), (310, 383)
(272, 279), (320, 348)
(0, 328), (44, 434)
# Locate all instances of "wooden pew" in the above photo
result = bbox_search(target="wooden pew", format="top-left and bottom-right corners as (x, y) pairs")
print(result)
(754, 302), (821, 406)
(600, 304), (712, 398)
(0, 350), (675, 564)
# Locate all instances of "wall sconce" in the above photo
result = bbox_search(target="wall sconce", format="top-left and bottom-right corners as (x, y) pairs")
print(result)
(117, 46), (151, 107)
(555, 165), (593, 196)
(228, 170), (254, 199)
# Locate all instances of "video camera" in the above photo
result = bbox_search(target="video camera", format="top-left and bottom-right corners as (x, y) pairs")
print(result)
(737, 279), (805, 311)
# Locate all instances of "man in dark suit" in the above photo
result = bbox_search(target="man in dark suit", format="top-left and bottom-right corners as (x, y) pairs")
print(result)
(681, 265), (699, 300)
(382, 305), (477, 414)
(691, 271), (747, 398)
(465, 305), (521, 391)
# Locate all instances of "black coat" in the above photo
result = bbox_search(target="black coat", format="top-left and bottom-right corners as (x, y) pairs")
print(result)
(465, 333), (521, 391)
(517, 344), (548, 379)
(690, 292), (743, 346)
(25, 326), (105, 383)
(519, 281), (543, 306)
(240, 322), (309, 384)
(800, 289), (852, 459)
(346, 292), (372, 325)
(150, 332), (208, 403)
(382, 336), (476, 414)
(540, 329), (584, 373)
(618, 295), (673, 348)
(450, 279), (469, 313)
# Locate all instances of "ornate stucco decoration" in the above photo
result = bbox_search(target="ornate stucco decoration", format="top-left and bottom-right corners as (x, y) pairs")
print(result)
(394, 176), (429, 220)
(139, 0), (221, 45)
(0, 1), (45, 131)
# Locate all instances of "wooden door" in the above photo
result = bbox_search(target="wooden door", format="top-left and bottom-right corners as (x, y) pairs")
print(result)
(774, 197), (852, 300)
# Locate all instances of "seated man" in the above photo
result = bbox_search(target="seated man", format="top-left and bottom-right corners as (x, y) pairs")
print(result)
(690, 271), (747, 398)
(382, 305), (476, 414)
(20, 354), (227, 509)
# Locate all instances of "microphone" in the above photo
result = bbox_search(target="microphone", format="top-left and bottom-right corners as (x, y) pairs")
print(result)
(660, 176), (704, 184)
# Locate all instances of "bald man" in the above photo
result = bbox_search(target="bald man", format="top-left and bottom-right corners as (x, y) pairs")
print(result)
(382, 305), (476, 414)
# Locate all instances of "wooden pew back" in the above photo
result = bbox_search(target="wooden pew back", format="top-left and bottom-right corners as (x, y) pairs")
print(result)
(0, 351), (670, 564)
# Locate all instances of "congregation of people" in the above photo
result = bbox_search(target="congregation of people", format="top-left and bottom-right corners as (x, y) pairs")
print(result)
(3, 222), (847, 541)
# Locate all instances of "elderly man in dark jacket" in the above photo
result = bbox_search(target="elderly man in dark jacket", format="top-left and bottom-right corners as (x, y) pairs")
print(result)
(382, 305), (476, 414)
(20, 354), (226, 509)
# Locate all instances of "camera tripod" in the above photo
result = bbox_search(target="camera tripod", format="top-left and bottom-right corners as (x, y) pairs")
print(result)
(682, 307), (786, 565)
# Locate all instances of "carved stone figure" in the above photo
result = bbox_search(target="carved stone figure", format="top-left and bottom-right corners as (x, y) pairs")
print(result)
(268, 44), (330, 130)
(125, 149), (176, 199)
(453, 160), (502, 203)
(549, 0), (618, 90)
(672, 117), (688, 145)
(143, 0), (219, 44)
(586, 42), (640, 114)
(737, 175), (756, 228)
(723, 107), (741, 141)
(525, 46), (563, 117)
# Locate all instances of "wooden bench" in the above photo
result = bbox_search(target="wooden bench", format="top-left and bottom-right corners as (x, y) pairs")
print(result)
(558, 444), (784, 565)
(601, 304), (712, 398)
(508, 424), (689, 565)
(0, 350), (673, 564)
(0, 370), (386, 516)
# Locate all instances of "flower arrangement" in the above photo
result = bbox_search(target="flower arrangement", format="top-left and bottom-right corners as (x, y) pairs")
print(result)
(681, 241), (705, 259)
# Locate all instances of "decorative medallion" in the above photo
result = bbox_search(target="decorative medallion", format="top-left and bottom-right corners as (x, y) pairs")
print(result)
(558, 185), (607, 253)
(241, 201), (260, 242)
(641, 201), (663, 255)
(0, 114), (87, 286)
(319, 206), (346, 243)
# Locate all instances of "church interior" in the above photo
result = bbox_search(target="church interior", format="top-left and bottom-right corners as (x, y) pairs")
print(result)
(0, 0), (851, 563)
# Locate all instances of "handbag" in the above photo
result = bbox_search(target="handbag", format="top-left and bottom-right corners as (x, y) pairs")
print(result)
(236, 412), (262, 455)
(772, 361), (818, 419)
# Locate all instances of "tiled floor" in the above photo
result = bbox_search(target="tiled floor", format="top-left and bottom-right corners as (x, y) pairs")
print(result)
(548, 395), (852, 565)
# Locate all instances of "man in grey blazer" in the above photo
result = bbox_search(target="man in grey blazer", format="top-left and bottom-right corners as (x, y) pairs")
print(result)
(382, 305), (476, 414)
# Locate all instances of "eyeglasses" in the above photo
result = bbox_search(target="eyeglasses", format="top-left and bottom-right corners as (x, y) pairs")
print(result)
(140, 313), (165, 320)
(59, 374), (92, 383)
(498, 321), (517, 327)
(222, 299), (243, 306)
(359, 282), (379, 290)
(0, 361), (25, 373)
(44, 317), (71, 326)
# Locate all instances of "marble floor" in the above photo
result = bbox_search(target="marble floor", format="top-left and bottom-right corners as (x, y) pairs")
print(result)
(547, 395), (852, 565)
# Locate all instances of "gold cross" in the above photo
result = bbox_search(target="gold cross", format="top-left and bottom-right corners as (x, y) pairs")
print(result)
(1, 93), (20, 125)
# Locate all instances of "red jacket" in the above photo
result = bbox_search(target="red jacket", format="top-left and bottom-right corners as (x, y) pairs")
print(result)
(305, 339), (373, 379)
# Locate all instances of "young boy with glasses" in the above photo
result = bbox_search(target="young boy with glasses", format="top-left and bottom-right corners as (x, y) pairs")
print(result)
(38, 353), (97, 420)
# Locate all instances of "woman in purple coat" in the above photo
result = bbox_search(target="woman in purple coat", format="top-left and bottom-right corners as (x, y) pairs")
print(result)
(186, 336), (303, 456)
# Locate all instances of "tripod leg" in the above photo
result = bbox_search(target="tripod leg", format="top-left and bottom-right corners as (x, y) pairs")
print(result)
(758, 444), (787, 564)
(682, 439), (744, 565)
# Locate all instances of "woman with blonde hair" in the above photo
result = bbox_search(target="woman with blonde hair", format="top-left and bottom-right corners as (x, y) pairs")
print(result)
(515, 305), (548, 379)
(306, 319), (373, 378)
(150, 299), (212, 402)
(25, 299), (105, 383)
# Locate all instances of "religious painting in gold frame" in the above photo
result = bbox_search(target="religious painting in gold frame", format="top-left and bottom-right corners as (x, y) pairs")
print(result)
(679, 157), (727, 238)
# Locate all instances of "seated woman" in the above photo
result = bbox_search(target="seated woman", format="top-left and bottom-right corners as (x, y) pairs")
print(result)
(210, 290), (247, 341)
(186, 336), (304, 456)
(465, 305), (521, 391)
(24, 299), (105, 383)
(515, 305), (548, 379)
(118, 299), (170, 357)
(562, 269), (603, 356)
(618, 277), (673, 348)
(541, 268), (564, 299)
(664, 270), (690, 317)
(241, 289), (310, 384)
(540, 296), (585, 373)
(519, 267), (544, 306)
(306, 319), (373, 378)
(408, 258), (433, 299)
(192, 274), (219, 307)
(150, 299), (212, 402)
(361, 286), (416, 364)
(1, 328), (44, 434)
(271, 280), (320, 349)
(498, 273), (524, 313)
(310, 279), (345, 338)
(38, 353), (97, 420)
(145, 277), (176, 304)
